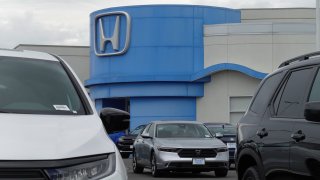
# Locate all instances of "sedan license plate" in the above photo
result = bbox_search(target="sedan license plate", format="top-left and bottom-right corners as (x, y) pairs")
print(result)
(192, 158), (205, 165)
(227, 143), (236, 149)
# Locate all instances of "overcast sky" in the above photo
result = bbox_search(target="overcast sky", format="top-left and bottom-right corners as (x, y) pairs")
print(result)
(0, 0), (316, 49)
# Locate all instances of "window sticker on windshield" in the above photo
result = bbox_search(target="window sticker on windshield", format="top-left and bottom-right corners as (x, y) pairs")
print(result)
(53, 105), (70, 111)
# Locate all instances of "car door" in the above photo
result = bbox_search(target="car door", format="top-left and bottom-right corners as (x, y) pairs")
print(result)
(255, 71), (299, 175)
(291, 67), (320, 177)
(140, 123), (155, 166)
(135, 124), (151, 165)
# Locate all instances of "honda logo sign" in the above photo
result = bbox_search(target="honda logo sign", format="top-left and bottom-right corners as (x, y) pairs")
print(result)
(94, 11), (131, 57)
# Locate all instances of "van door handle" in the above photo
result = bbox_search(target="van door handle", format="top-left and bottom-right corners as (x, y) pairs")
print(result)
(291, 130), (305, 142)
(257, 128), (268, 138)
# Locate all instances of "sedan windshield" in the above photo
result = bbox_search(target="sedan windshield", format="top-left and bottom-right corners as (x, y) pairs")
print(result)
(0, 56), (86, 115)
(207, 126), (236, 135)
(130, 125), (146, 135)
(156, 123), (212, 138)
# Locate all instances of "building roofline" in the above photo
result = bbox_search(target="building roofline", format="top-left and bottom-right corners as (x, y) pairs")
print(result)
(14, 44), (89, 49)
(241, 7), (315, 10)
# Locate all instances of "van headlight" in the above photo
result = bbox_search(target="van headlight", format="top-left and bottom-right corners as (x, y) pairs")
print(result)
(45, 153), (116, 180)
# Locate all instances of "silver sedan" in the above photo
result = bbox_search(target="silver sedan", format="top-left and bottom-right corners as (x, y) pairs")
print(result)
(132, 121), (229, 177)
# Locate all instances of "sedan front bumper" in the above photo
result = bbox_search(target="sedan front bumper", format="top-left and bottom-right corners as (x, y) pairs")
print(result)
(156, 151), (229, 171)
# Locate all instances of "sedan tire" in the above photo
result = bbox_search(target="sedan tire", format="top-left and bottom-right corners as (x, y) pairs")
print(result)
(151, 153), (162, 177)
(133, 151), (144, 174)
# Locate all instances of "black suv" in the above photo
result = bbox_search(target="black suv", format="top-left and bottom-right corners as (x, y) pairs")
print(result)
(237, 52), (320, 180)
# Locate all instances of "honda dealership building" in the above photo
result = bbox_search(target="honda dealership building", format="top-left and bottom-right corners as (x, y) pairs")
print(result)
(17, 5), (317, 129)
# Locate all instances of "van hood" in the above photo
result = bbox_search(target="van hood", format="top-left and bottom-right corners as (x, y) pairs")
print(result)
(0, 113), (114, 160)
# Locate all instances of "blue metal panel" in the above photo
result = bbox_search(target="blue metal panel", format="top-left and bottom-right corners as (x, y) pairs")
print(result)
(86, 5), (241, 87)
(89, 82), (204, 99)
(130, 97), (196, 129)
(192, 63), (268, 80)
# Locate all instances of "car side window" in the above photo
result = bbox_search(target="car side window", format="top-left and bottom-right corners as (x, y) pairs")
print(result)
(308, 69), (320, 102)
(141, 124), (151, 135)
(250, 72), (283, 115)
(147, 124), (155, 137)
(275, 68), (314, 118)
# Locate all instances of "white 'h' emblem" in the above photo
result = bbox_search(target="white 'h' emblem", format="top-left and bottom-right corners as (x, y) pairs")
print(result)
(94, 11), (131, 57)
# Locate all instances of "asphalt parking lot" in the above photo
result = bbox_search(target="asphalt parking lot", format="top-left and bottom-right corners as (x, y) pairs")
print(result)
(123, 158), (237, 180)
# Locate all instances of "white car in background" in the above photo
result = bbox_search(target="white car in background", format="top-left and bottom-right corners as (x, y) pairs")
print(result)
(0, 49), (129, 180)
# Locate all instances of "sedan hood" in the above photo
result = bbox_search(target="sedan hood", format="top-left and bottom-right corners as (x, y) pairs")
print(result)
(0, 113), (114, 160)
(155, 138), (226, 149)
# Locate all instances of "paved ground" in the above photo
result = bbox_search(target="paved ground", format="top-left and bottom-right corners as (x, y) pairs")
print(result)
(123, 158), (238, 180)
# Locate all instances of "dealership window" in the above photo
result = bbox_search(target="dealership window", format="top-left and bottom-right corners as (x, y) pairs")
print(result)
(230, 96), (252, 125)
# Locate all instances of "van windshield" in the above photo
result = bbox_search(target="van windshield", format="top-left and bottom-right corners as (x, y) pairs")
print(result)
(0, 56), (86, 115)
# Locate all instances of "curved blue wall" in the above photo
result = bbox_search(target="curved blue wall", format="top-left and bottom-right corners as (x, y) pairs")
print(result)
(86, 5), (241, 129)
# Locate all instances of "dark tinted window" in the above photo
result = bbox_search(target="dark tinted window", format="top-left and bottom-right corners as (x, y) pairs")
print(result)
(276, 68), (314, 118)
(309, 69), (320, 102)
(0, 56), (85, 115)
(250, 73), (283, 115)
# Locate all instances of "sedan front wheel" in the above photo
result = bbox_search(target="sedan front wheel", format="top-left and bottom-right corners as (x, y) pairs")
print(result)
(151, 153), (162, 177)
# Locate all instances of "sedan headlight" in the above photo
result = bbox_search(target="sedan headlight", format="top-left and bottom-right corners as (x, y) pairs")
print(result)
(45, 153), (116, 180)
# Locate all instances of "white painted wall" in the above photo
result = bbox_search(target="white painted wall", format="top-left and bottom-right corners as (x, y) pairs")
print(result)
(204, 22), (316, 74)
(241, 8), (316, 23)
(197, 71), (260, 123)
(200, 8), (317, 124)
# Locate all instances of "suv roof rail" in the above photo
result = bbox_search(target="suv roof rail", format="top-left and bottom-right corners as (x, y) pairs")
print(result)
(278, 51), (320, 68)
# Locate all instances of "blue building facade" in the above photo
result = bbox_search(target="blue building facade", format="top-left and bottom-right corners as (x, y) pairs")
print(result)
(85, 5), (241, 129)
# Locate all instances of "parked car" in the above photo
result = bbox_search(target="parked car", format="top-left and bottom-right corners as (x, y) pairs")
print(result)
(0, 49), (129, 180)
(237, 51), (320, 180)
(117, 124), (146, 158)
(132, 121), (229, 177)
(205, 123), (236, 165)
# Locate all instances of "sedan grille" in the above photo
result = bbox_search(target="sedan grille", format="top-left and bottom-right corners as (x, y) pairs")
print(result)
(0, 169), (47, 179)
(178, 149), (217, 158)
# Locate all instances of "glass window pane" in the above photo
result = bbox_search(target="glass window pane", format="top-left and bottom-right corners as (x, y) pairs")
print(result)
(250, 73), (283, 115)
(309, 70), (320, 102)
(277, 68), (313, 118)
(0, 56), (85, 115)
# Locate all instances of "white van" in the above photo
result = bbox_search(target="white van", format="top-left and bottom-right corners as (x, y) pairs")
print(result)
(0, 49), (129, 180)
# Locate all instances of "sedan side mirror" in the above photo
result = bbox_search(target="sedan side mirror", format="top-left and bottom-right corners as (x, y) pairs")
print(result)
(141, 133), (152, 139)
(100, 108), (130, 133)
(305, 102), (320, 122)
(215, 132), (224, 139)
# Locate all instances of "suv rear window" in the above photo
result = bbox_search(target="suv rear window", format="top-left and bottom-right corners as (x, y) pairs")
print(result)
(0, 56), (86, 115)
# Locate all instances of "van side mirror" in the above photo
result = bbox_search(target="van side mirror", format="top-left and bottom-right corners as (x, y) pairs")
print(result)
(305, 102), (320, 122)
(100, 108), (130, 133)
